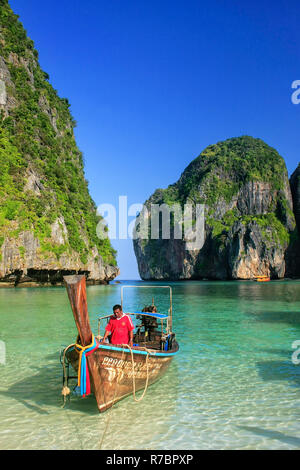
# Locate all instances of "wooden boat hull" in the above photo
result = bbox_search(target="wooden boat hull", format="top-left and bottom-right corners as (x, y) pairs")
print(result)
(63, 274), (179, 413)
(66, 343), (178, 412)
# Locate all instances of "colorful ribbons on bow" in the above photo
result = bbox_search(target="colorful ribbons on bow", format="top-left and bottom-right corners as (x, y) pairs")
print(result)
(75, 334), (99, 397)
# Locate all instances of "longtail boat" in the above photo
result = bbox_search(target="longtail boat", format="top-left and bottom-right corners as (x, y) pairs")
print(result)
(255, 275), (271, 282)
(61, 275), (179, 412)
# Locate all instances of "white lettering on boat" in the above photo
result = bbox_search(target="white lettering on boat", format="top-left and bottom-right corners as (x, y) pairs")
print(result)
(102, 355), (163, 382)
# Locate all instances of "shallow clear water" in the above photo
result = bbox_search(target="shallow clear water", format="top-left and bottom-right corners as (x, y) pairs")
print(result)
(0, 280), (300, 450)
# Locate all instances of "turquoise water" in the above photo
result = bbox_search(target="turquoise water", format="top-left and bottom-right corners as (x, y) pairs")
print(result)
(0, 280), (300, 450)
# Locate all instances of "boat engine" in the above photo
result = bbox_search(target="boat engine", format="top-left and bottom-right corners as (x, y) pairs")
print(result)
(136, 305), (159, 341)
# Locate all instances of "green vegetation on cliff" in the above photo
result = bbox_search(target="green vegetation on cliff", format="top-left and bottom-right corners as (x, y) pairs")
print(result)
(150, 136), (292, 246)
(0, 1), (116, 266)
(135, 136), (296, 280)
(158, 136), (288, 207)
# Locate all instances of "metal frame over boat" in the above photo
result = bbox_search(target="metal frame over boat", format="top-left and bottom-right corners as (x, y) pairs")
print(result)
(61, 275), (179, 412)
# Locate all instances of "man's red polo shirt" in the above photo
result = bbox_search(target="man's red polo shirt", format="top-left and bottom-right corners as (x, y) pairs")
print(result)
(105, 313), (134, 345)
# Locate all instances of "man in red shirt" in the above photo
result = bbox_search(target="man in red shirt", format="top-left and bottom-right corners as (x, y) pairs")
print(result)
(101, 304), (134, 347)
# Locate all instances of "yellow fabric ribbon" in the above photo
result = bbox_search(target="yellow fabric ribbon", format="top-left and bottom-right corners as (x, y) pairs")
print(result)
(75, 334), (96, 387)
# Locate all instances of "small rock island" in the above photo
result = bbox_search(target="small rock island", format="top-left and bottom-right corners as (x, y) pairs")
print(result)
(134, 136), (300, 280)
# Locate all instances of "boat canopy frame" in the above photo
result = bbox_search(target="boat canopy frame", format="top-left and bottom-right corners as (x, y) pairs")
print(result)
(97, 285), (173, 338)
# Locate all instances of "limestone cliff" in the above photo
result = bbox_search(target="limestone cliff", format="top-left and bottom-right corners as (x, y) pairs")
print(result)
(134, 136), (296, 280)
(290, 164), (300, 232)
(0, 1), (119, 286)
(287, 164), (300, 277)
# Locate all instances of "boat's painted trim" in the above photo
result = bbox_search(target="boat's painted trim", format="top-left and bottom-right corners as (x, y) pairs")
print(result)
(125, 312), (169, 319)
(67, 344), (178, 357)
(98, 344), (179, 357)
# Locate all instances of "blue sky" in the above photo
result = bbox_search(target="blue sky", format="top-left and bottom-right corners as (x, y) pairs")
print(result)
(9, 0), (300, 279)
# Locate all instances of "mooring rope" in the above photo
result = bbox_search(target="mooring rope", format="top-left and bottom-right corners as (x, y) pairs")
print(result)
(99, 345), (126, 449)
(99, 344), (153, 448)
(125, 344), (152, 402)
(61, 341), (154, 447)
(61, 343), (76, 408)
(62, 342), (154, 404)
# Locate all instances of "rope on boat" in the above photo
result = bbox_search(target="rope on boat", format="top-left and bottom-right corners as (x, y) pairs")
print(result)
(61, 343), (76, 408)
(99, 345), (126, 450)
(99, 345), (153, 449)
(125, 344), (152, 403)
(61, 340), (153, 407)
(61, 340), (154, 448)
